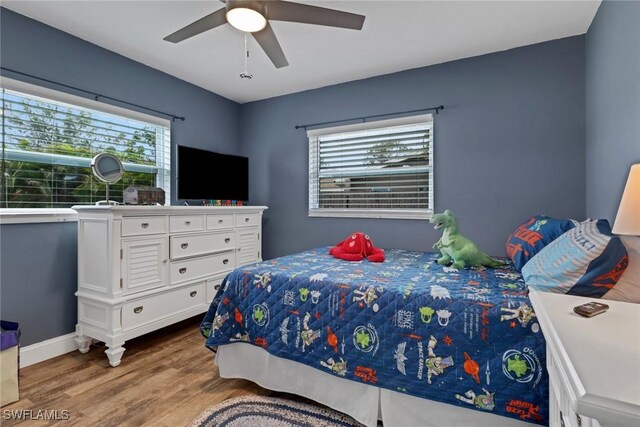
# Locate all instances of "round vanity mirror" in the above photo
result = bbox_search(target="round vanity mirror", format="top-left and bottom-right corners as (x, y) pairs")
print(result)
(91, 153), (124, 205)
(91, 153), (124, 183)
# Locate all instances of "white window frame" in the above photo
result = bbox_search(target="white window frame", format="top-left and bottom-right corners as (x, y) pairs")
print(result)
(308, 114), (434, 220)
(0, 77), (171, 221)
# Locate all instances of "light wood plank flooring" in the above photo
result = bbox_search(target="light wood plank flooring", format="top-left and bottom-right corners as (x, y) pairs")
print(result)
(3, 316), (282, 426)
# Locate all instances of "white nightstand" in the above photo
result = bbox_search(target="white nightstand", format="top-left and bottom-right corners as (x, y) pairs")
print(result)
(529, 290), (640, 427)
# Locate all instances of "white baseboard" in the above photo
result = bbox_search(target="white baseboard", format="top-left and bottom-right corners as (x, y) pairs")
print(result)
(19, 333), (77, 368)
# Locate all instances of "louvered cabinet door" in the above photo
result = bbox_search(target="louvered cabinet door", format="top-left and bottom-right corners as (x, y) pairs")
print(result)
(121, 237), (169, 295)
(236, 229), (261, 266)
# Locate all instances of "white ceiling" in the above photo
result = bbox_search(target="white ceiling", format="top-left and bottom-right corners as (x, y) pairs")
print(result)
(3, 1), (600, 103)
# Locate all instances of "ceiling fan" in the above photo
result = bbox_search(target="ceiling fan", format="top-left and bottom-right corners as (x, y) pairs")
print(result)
(164, 0), (366, 69)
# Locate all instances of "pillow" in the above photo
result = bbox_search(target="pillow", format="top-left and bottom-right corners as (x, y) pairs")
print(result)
(506, 215), (578, 271)
(522, 219), (628, 298)
(602, 236), (640, 303)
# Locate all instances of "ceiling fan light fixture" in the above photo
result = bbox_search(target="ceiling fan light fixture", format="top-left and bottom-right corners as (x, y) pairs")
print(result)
(226, 7), (267, 33)
(165, 0), (366, 69)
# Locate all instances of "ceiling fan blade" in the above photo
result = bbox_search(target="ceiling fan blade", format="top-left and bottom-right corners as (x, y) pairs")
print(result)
(267, 1), (365, 30)
(164, 8), (227, 43)
(252, 22), (289, 69)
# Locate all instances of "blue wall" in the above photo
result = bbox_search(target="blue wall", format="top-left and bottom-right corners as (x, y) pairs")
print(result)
(585, 0), (640, 222)
(0, 8), (242, 345)
(0, 222), (78, 345)
(240, 36), (587, 260)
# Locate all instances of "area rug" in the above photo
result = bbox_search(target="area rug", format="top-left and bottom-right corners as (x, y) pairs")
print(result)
(189, 395), (365, 427)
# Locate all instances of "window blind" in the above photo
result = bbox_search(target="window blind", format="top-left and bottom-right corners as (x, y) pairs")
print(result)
(308, 114), (433, 219)
(1, 82), (171, 208)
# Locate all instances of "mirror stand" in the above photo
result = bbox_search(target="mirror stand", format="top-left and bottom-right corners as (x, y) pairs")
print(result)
(96, 183), (119, 205)
(91, 153), (125, 206)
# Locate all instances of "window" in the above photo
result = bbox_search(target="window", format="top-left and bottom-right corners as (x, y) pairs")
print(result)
(0, 78), (170, 208)
(308, 114), (433, 220)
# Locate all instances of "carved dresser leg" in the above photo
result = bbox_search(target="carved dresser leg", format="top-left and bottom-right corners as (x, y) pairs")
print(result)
(105, 345), (126, 367)
(75, 335), (93, 354)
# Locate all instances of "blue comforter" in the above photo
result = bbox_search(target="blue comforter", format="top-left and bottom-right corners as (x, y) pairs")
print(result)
(201, 248), (548, 425)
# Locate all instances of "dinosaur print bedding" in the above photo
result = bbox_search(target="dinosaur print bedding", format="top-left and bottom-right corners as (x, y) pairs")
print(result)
(201, 247), (548, 425)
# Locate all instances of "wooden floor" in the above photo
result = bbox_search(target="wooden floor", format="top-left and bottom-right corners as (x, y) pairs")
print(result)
(4, 316), (283, 426)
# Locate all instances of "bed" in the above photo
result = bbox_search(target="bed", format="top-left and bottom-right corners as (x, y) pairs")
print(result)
(201, 247), (548, 427)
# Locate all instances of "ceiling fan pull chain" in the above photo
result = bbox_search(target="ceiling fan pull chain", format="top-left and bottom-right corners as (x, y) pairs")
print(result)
(240, 33), (253, 79)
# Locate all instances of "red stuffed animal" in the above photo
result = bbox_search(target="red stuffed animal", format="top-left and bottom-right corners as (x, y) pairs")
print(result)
(329, 232), (385, 262)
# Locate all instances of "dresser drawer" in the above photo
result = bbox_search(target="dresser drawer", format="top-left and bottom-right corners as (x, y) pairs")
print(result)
(206, 214), (234, 230)
(122, 216), (167, 237)
(121, 282), (206, 331)
(169, 215), (204, 233)
(206, 274), (227, 303)
(170, 232), (235, 260)
(235, 213), (260, 228)
(170, 252), (234, 284)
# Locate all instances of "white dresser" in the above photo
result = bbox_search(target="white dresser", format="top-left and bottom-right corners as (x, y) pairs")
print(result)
(72, 205), (267, 367)
(529, 290), (640, 427)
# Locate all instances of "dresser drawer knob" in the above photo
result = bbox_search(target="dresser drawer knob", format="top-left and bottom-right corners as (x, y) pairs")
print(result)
(133, 306), (143, 314)
(225, 238), (231, 243)
(179, 267), (187, 274)
(163, 259), (168, 264)
(218, 219), (223, 224)
(185, 221), (191, 226)
(190, 291), (197, 297)
(141, 222), (149, 228)
(181, 243), (189, 249)
(214, 284), (221, 291)
(245, 217), (250, 222)
(223, 259), (229, 265)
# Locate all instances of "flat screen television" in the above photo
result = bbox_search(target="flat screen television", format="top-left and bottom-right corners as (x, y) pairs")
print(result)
(177, 145), (249, 201)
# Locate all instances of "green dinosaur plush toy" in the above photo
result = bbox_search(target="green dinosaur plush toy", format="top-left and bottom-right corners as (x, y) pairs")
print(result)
(430, 210), (506, 269)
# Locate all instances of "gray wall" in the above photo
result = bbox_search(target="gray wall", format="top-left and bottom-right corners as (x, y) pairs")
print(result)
(0, 223), (78, 345)
(240, 36), (587, 260)
(585, 0), (640, 222)
(0, 8), (242, 345)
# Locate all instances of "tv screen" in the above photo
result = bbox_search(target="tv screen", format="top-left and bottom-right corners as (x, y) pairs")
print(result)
(177, 146), (249, 201)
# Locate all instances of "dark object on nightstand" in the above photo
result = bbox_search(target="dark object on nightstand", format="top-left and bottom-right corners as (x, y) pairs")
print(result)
(573, 302), (609, 318)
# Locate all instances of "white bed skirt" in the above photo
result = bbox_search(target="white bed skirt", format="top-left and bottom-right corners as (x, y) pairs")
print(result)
(216, 343), (535, 427)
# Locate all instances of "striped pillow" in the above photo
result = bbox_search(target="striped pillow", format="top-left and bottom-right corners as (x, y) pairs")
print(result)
(522, 219), (628, 297)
